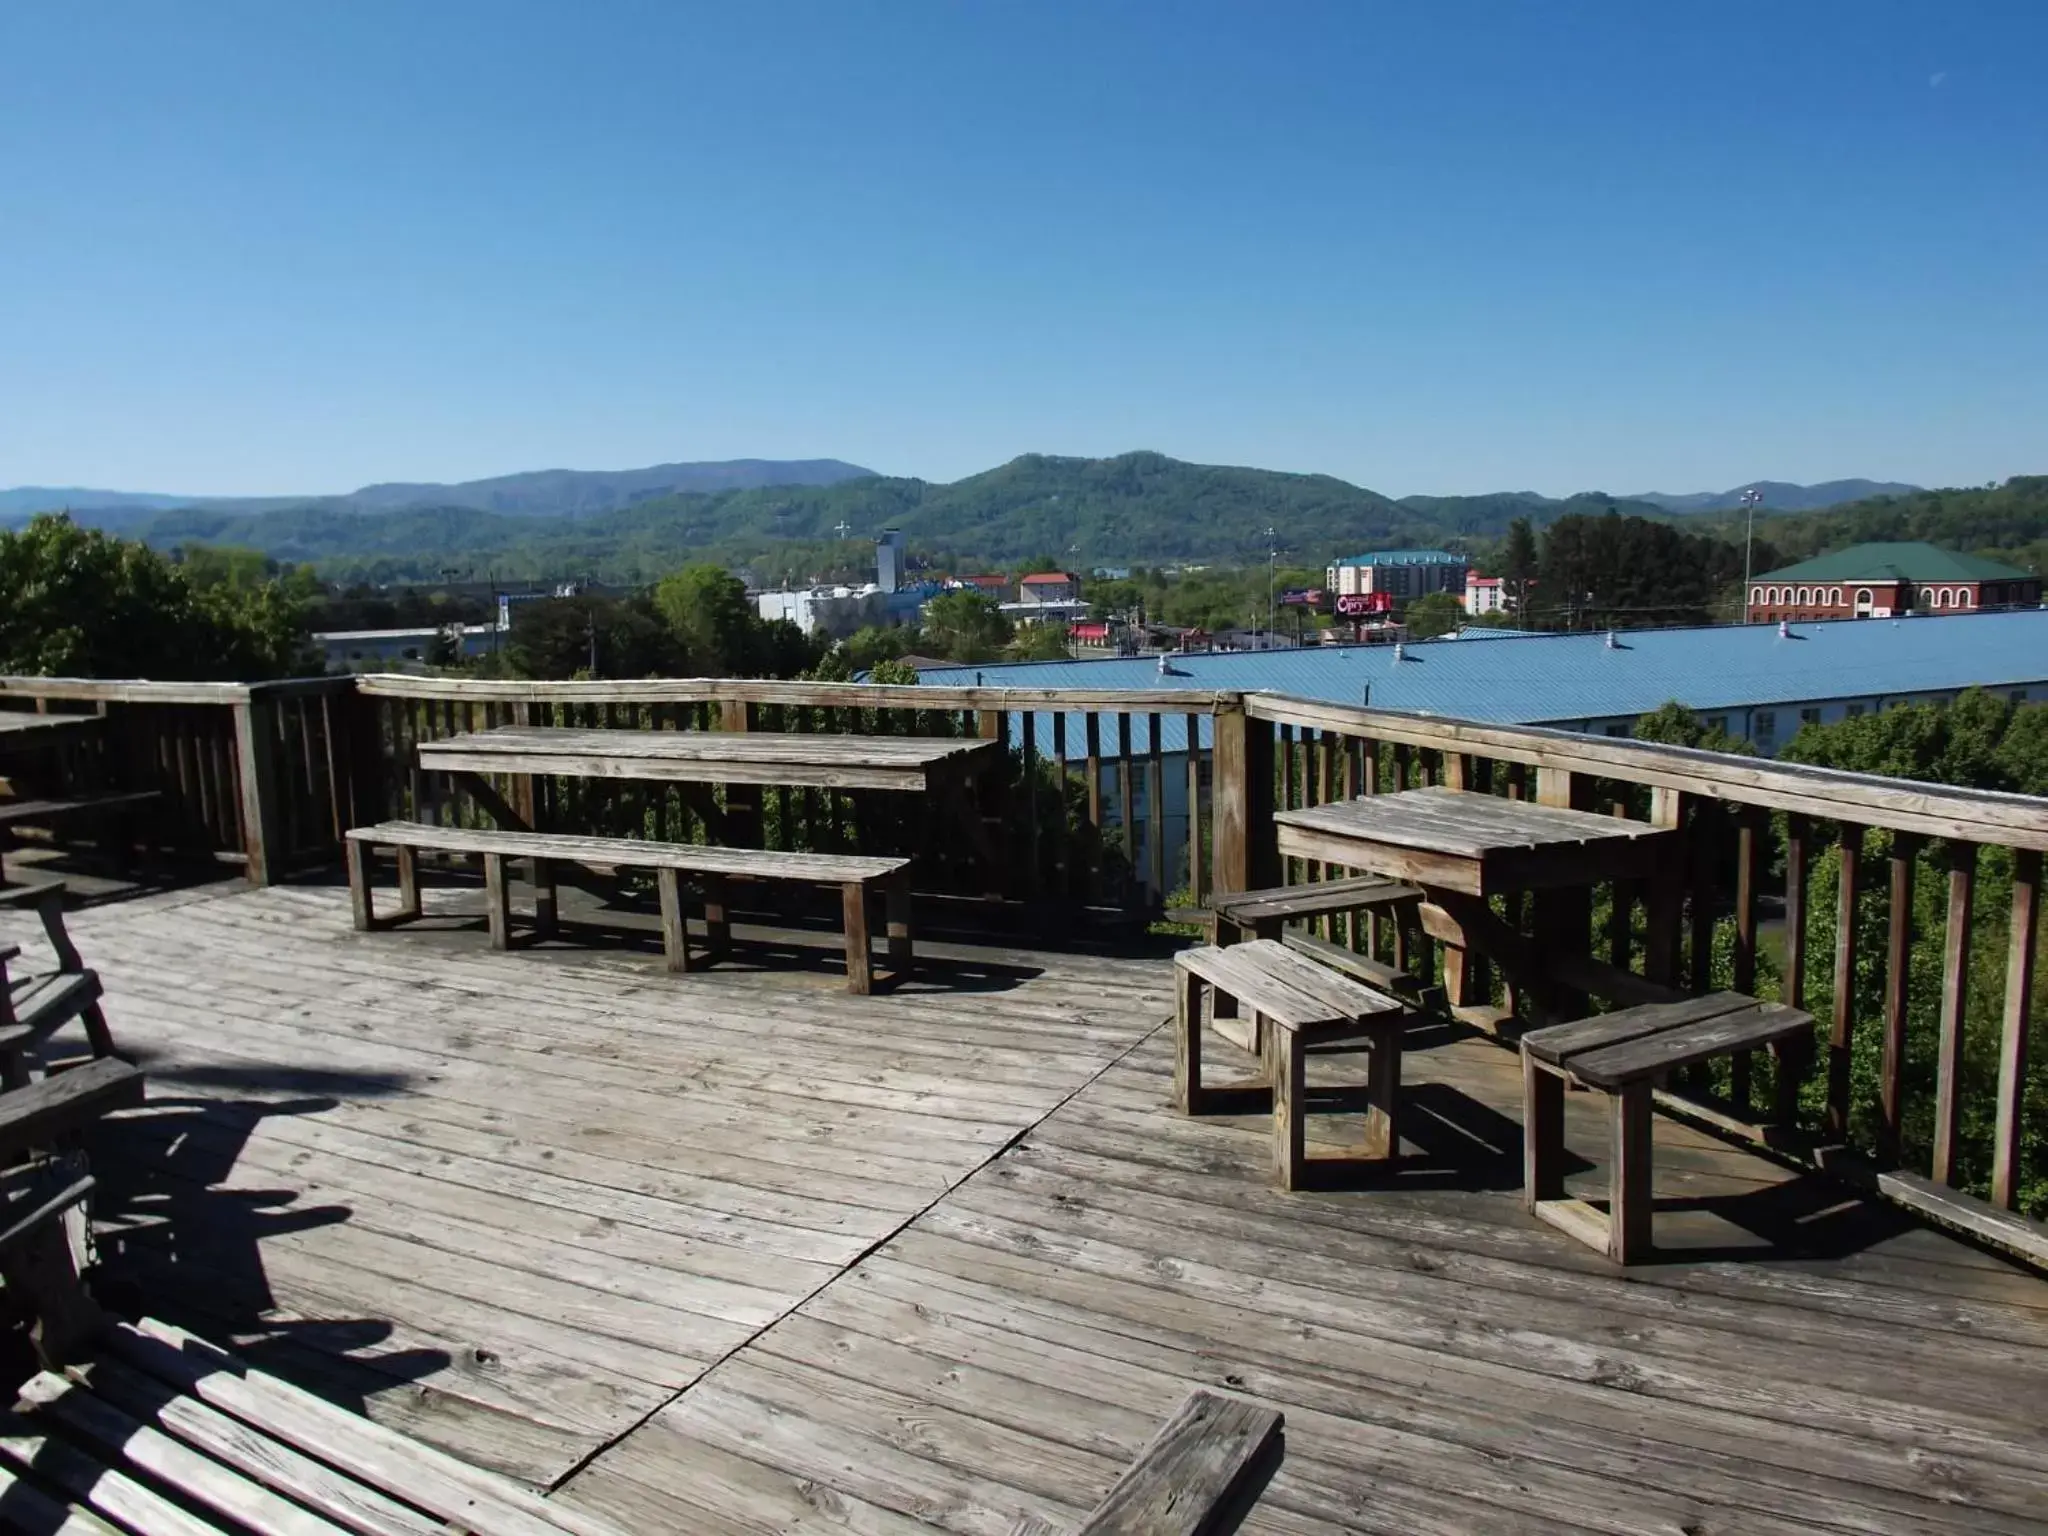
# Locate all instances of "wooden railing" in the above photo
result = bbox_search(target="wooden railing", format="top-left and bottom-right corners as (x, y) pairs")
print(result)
(350, 676), (1227, 913)
(3, 670), (2043, 1242)
(1222, 694), (2048, 1239)
(0, 676), (361, 883)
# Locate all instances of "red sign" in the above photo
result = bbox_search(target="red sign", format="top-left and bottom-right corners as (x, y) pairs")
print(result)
(1336, 592), (1392, 616)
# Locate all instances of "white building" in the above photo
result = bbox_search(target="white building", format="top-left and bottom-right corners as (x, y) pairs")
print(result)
(316, 625), (497, 671)
(1464, 576), (1509, 616)
(756, 585), (889, 639)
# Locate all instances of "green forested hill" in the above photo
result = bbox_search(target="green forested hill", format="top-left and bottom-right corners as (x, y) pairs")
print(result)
(1697, 476), (2048, 576)
(78, 457), (2048, 585)
(126, 452), (1606, 581)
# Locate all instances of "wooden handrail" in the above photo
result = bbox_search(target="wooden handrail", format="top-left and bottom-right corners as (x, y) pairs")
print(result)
(1243, 693), (2048, 848)
(354, 673), (1232, 712)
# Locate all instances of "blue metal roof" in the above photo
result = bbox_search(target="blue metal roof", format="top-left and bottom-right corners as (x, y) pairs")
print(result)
(1330, 549), (1464, 568)
(909, 611), (2048, 753)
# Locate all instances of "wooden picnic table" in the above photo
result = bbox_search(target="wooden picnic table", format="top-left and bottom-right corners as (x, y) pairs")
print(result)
(1274, 785), (1684, 1026)
(418, 724), (1000, 793)
(416, 725), (1007, 886)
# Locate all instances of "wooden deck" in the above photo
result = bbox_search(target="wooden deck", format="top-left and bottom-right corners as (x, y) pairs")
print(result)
(6, 878), (2046, 1534)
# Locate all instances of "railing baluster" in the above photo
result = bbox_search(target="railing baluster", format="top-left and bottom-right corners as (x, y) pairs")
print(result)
(1117, 713), (1135, 899)
(1730, 806), (1762, 1110)
(1053, 712), (1072, 899)
(1147, 712), (1165, 904)
(1828, 824), (1866, 1139)
(1023, 710), (1040, 900)
(1992, 849), (2040, 1209)
(1932, 842), (1977, 1186)
(1878, 833), (1922, 1163)
(1184, 711), (1205, 904)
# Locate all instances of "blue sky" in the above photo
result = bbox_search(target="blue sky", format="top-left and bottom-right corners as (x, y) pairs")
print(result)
(3, 1), (2043, 498)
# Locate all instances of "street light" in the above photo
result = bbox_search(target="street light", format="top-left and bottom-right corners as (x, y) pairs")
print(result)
(1740, 488), (1765, 623)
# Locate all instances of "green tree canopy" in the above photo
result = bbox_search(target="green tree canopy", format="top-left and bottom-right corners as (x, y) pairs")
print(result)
(1008, 623), (1072, 661)
(0, 515), (314, 680)
(921, 590), (1013, 662)
(1631, 699), (1754, 755)
(1402, 591), (1464, 639)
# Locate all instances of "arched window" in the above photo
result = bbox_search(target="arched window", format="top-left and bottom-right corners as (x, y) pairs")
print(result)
(1830, 587), (1843, 605)
(1959, 588), (1973, 608)
(1796, 587), (1810, 606)
(1751, 586), (1766, 606)
(1933, 589), (1948, 609)
(1856, 587), (1874, 607)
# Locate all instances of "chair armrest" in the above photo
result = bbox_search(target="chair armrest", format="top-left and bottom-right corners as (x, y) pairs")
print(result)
(0, 880), (66, 910)
(0, 1058), (144, 1164)
(0, 1173), (93, 1261)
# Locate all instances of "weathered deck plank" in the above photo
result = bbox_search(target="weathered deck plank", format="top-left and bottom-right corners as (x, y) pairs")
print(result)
(5, 877), (2044, 1535)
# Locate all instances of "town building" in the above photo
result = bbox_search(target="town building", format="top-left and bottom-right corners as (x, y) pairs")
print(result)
(1325, 549), (1468, 602)
(315, 624), (497, 670)
(1747, 542), (2040, 623)
(949, 574), (1010, 599)
(1017, 571), (1082, 605)
(874, 528), (906, 594)
(1464, 575), (1509, 616)
(755, 584), (888, 639)
(909, 609), (2048, 894)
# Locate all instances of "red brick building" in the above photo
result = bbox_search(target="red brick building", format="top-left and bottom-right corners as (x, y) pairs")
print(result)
(1747, 542), (2040, 623)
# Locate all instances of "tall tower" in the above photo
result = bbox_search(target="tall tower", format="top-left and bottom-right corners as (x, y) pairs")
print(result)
(876, 528), (906, 594)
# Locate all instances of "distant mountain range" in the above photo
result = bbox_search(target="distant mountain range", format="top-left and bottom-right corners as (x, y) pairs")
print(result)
(0, 454), (1955, 583)
(0, 458), (876, 521)
(1629, 479), (1921, 515)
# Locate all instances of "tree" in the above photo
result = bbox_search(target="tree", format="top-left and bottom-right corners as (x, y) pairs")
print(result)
(0, 515), (315, 680)
(653, 564), (761, 674)
(1008, 623), (1072, 661)
(1502, 517), (1538, 614)
(1402, 591), (1464, 640)
(921, 590), (1013, 662)
(1631, 699), (1754, 755)
(505, 596), (681, 680)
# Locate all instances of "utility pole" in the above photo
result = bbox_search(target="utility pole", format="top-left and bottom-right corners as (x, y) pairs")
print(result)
(1263, 526), (1279, 648)
(1740, 487), (1764, 623)
(585, 605), (598, 678)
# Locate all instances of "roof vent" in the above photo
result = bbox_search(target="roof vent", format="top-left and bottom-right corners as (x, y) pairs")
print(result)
(1156, 652), (1169, 675)
(1605, 629), (1618, 648)
(1778, 619), (1791, 639)
(1361, 682), (1372, 707)
(1392, 643), (1405, 663)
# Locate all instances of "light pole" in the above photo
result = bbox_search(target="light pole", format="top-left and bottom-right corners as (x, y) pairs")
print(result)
(1263, 526), (1279, 647)
(1740, 487), (1764, 623)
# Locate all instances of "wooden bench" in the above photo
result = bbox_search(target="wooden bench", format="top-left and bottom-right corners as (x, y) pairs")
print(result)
(0, 791), (159, 884)
(1174, 940), (1407, 1190)
(1520, 991), (1814, 1263)
(345, 821), (913, 995)
(0, 880), (118, 1076)
(1204, 875), (1419, 946)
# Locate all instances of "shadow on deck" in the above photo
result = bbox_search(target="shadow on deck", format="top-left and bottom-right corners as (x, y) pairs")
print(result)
(0, 872), (2041, 1534)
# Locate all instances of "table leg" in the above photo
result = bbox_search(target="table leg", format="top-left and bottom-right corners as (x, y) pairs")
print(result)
(1174, 966), (1205, 1113)
(885, 872), (913, 979)
(703, 873), (732, 959)
(531, 858), (558, 939)
(1270, 1023), (1307, 1190)
(1610, 1083), (1654, 1264)
(657, 867), (690, 973)
(483, 853), (511, 951)
(1523, 1055), (1565, 1209)
(345, 839), (374, 931)
(395, 846), (420, 921)
(1364, 1026), (1401, 1160)
(841, 881), (873, 994)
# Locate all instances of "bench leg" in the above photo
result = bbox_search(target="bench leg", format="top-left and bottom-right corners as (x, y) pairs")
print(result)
(703, 873), (731, 960)
(884, 874), (912, 981)
(1270, 1024), (1307, 1190)
(395, 845), (421, 922)
(1610, 1083), (1653, 1264)
(345, 840), (374, 931)
(1363, 1027), (1401, 1160)
(842, 881), (873, 995)
(531, 858), (558, 939)
(657, 867), (690, 974)
(483, 853), (511, 951)
(1523, 1054), (1565, 1210)
(1174, 967), (1206, 1114)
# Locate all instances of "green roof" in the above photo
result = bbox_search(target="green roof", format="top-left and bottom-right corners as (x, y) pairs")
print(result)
(1756, 541), (2032, 584)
